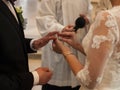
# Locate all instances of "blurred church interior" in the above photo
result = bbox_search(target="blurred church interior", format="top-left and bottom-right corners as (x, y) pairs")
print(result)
(15, 0), (99, 90)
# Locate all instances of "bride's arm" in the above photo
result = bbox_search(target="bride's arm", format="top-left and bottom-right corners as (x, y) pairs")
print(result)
(54, 39), (84, 74)
(54, 11), (118, 89)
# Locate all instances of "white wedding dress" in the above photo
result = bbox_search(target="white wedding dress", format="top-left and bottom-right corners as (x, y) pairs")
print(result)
(76, 6), (120, 90)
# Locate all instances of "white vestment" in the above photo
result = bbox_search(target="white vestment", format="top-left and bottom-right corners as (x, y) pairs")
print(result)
(36, 0), (92, 87)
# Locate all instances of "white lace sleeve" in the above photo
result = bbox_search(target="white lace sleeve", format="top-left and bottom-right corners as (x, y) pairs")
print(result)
(76, 11), (119, 89)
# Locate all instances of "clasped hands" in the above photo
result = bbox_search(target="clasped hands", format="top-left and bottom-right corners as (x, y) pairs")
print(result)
(32, 25), (79, 85)
(52, 25), (79, 54)
(32, 25), (77, 52)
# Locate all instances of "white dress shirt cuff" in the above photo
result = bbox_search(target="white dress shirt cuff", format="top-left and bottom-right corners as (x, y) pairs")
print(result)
(32, 71), (39, 85)
(30, 39), (38, 51)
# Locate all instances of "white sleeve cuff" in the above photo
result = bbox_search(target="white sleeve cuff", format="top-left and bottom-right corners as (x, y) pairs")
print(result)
(30, 39), (38, 51)
(32, 71), (39, 85)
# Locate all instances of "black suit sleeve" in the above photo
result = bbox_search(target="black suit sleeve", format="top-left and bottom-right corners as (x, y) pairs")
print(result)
(0, 2), (35, 90)
(25, 38), (36, 53)
(0, 72), (33, 90)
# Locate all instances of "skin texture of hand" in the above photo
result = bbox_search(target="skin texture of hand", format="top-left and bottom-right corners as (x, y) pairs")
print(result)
(52, 41), (62, 54)
(58, 27), (85, 55)
(59, 28), (80, 50)
(53, 38), (71, 54)
(35, 67), (53, 85)
(33, 31), (58, 50)
(53, 25), (74, 54)
(52, 25), (74, 54)
(62, 25), (74, 32)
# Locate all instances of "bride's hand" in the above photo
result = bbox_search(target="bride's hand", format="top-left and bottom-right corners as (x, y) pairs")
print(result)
(59, 31), (79, 49)
(52, 39), (71, 54)
(52, 39), (62, 54)
(58, 31), (85, 54)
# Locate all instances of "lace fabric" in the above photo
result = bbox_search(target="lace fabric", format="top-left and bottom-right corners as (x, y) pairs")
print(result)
(76, 6), (120, 90)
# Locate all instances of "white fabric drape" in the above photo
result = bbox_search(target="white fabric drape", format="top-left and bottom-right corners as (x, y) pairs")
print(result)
(36, 0), (92, 87)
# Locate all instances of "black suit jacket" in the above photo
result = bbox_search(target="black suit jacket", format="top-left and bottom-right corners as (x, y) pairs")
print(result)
(0, 1), (35, 90)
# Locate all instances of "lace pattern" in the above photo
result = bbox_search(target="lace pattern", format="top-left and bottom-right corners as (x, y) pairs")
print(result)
(92, 35), (110, 49)
(77, 8), (120, 89)
(92, 14), (118, 49)
(76, 61), (91, 87)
